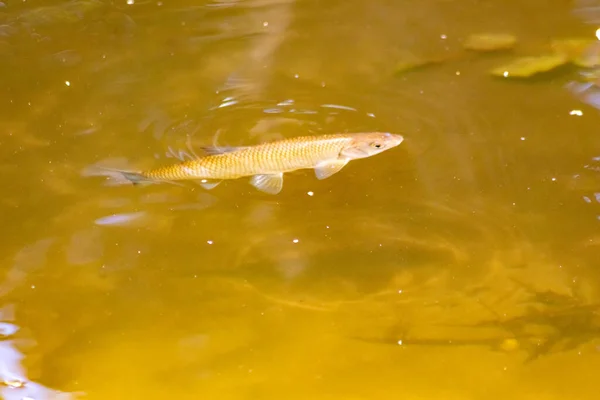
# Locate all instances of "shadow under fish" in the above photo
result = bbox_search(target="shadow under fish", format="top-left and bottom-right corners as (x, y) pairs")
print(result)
(434, 303), (600, 362)
(350, 334), (525, 354)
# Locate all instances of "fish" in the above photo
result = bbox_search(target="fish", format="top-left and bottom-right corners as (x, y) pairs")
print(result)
(90, 132), (404, 194)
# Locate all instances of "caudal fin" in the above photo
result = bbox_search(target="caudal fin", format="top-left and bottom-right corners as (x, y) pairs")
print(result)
(114, 170), (151, 185)
(81, 159), (152, 187)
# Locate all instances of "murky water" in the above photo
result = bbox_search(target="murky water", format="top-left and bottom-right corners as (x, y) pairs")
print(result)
(1, 0), (600, 398)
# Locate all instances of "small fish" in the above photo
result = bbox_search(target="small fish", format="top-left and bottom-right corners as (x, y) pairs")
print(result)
(91, 132), (404, 194)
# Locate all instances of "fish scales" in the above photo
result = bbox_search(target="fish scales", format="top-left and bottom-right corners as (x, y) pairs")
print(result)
(145, 134), (353, 181)
(248, 134), (351, 173)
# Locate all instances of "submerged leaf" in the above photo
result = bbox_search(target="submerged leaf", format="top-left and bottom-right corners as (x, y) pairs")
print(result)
(551, 38), (595, 57)
(551, 38), (600, 68)
(490, 54), (568, 78)
(575, 50), (600, 68)
(394, 55), (444, 75)
(464, 33), (517, 51)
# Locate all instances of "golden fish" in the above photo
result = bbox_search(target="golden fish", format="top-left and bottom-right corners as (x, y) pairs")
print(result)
(99, 132), (403, 194)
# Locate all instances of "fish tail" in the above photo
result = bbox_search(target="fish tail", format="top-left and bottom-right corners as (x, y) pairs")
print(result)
(109, 170), (185, 187)
(81, 163), (154, 187)
(118, 171), (151, 185)
(99, 168), (154, 187)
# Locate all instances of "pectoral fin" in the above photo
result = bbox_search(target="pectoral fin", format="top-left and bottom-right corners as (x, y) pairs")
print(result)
(193, 179), (222, 190)
(250, 173), (284, 194)
(314, 159), (349, 180)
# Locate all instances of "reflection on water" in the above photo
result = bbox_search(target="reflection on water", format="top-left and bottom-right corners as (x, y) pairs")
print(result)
(1, 0), (600, 399)
(0, 305), (76, 399)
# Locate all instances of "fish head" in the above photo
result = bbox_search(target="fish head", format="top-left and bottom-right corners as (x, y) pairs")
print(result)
(340, 132), (404, 159)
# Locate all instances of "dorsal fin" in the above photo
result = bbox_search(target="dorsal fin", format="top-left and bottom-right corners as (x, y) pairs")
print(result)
(198, 145), (249, 155)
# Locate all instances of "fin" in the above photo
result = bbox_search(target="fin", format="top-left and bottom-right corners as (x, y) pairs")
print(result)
(120, 171), (150, 184)
(250, 173), (284, 194)
(166, 134), (203, 161)
(82, 165), (189, 187)
(314, 159), (349, 180)
(193, 179), (222, 190)
(198, 145), (249, 155)
(107, 170), (160, 187)
(166, 146), (199, 162)
(82, 159), (192, 188)
(81, 164), (152, 186)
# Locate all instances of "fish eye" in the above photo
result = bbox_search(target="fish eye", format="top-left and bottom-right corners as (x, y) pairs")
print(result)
(370, 142), (384, 149)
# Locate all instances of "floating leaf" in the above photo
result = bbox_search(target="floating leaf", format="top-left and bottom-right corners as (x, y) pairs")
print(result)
(490, 54), (568, 78)
(463, 33), (517, 51)
(551, 38), (600, 67)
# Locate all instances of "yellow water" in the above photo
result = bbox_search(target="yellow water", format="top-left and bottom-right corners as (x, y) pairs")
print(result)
(1, 0), (600, 399)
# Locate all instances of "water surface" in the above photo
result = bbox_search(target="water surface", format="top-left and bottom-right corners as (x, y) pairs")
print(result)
(1, 0), (600, 399)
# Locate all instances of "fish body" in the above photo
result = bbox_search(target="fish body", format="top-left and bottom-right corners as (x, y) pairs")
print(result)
(98, 132), (403, 194)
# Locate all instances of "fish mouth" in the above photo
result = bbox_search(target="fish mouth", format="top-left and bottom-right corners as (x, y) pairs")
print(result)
(383, 132), (404, 146)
